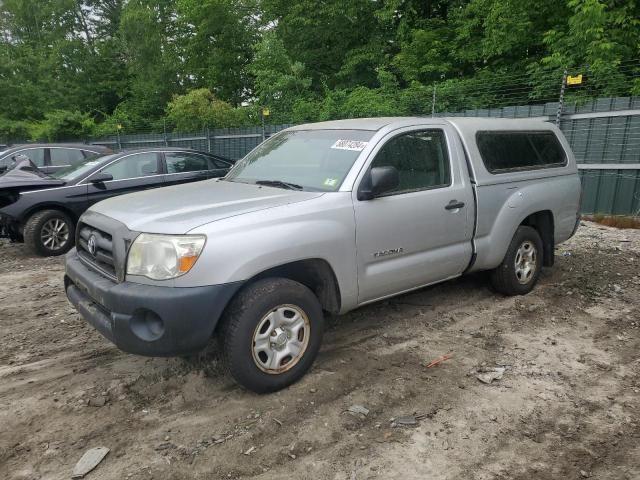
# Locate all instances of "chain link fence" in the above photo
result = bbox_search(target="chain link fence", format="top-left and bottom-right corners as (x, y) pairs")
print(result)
(89, 125), (293, 161)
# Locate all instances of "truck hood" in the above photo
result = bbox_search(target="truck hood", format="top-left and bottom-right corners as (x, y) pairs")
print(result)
(89, 179), (324, 234)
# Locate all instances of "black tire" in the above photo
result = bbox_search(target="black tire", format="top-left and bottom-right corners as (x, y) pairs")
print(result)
(490, 225), (543, 296)
(23, 209), (75, 257)
(218, 277), (324, 393)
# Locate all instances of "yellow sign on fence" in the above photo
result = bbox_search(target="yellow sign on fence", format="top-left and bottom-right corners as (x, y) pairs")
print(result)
(262, 108), (270, 117)
(567, 74), (583, 86)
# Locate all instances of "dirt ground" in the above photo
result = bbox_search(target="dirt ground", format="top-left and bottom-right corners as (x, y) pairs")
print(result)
(1, 221), (639, 480)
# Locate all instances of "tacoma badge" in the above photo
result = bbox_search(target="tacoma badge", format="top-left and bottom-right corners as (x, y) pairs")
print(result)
(373, 247), (404, 258)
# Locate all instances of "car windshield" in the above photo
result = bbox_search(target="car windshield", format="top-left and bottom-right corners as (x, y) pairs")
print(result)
(51, 153), (117, 181)
(225, 129), (374, 191)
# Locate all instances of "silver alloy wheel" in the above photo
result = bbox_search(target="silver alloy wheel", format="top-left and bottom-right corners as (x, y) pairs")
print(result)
(514, 240), (537, 284)
(252, 304), (310, 374)
(41, 218), (70, 251)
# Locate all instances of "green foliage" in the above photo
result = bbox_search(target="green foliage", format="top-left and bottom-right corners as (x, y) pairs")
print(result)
(249, 31), (312, 122)
(118, 0), (183, 120)
(0, 0), (638, 141)
(0, 117), (30, 142)
(392, 22), (455, 84)
(91, 104), (138, 137)
(166, 89), (249, 130)
(331, 87), (399, 119)
(260, 0), (384, 91)
(537, 0), (640, 97)
(29, 110), (95, 142)
(177, 0), (258, 105)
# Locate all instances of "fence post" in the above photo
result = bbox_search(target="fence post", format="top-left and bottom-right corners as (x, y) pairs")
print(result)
(206, 126), (212, 153)
(556, 69), (568, 126)
(116, 129), (122, 150)
(431, 83), (437, 117)
(163, 119), (169, 146)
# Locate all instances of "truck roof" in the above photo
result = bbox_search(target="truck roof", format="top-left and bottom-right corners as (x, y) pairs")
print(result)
(288, 116), (575, 187)
(288, 116), (555, 133)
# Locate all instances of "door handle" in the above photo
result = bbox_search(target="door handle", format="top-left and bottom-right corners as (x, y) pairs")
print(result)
(445, 200), (465, 210)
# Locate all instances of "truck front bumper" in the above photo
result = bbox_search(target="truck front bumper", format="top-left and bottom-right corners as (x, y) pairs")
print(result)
(64, 249), (242, 357)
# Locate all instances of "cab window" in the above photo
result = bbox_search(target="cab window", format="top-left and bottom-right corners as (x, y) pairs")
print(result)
(370, 129), (451, 195)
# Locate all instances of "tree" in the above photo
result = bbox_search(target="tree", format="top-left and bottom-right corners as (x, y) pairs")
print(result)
(30, 110), (95, 141)
(166, 88), (248, 130)
(249, 31), (312, 122)
(177, 0), (259, 106)
(537, 0), (640, 97)
(0, 0), (638, 141)
(118, 0), (183, 123)
(260, 0), (386, 91)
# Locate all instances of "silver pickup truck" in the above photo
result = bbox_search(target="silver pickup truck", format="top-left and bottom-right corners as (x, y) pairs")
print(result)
(65, 117), (582, 392)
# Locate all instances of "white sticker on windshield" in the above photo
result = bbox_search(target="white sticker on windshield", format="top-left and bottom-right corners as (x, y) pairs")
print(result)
(331, 139), (368, 152)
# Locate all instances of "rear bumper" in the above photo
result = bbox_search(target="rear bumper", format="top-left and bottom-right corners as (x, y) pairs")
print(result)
(64, 249), (242, 356)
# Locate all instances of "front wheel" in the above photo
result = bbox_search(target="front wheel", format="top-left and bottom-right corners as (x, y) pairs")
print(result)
(490, 225), (543, 296)
(23, 209), (75, 256)
(218, 278), (324, 393)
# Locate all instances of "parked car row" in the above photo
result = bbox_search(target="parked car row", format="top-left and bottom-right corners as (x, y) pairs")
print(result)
(0, 146), (233, 256)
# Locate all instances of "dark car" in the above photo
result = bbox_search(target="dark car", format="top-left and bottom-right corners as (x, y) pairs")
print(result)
(0, 147), (233, 256)
(0, 144), (112, 175)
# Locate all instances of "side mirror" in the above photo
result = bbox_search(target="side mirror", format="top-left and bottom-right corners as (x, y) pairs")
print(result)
(358, 166), (399, 200)
(89, 172), (113, 184)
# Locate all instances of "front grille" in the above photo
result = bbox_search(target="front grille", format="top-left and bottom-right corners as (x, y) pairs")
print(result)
(77, 222), (117, 280)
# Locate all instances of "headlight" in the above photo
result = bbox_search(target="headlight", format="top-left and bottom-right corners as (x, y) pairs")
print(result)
(127, 234), (206, 280)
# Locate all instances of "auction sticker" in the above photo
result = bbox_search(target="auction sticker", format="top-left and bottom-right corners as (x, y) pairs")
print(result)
(331, 139), (368, 151)
(323, 178), (338, 187)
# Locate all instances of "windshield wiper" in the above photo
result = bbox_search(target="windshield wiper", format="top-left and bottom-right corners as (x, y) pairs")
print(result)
(255, 179), (304, 191)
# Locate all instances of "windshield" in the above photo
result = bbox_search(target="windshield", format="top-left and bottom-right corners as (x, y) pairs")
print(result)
(51, 153), (116, 181)
(225, 129), (374, 191)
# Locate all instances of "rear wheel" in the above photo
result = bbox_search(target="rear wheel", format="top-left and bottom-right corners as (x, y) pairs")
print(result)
(23, 209), (75, 256)
(218, 278), (324, 393)
(490, 225), (543, 296)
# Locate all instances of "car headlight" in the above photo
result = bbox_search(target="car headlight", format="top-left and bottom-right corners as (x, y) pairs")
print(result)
(126, 234), (206, 280)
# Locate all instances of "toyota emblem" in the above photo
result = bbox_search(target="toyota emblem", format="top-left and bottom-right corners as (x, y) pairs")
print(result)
(87, 235), (97, 256)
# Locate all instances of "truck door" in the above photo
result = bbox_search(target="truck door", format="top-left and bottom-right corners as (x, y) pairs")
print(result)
(353, 125), (475, 304)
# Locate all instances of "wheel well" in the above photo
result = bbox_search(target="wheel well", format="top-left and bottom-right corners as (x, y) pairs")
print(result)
(520, 211), (554, 267)
(249, 259), (341, 314)
(23, 204), (78, 225)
